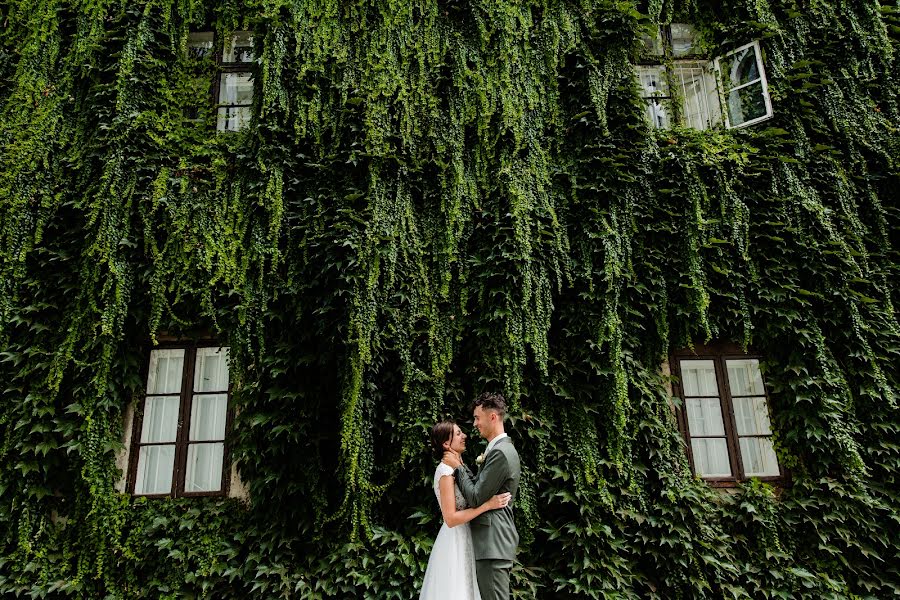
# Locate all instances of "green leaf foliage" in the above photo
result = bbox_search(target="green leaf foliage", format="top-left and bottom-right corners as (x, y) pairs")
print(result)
(0, 0), (898, 597)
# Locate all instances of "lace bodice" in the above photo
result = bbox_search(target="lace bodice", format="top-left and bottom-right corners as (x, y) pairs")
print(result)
(433, 462), (467, 511)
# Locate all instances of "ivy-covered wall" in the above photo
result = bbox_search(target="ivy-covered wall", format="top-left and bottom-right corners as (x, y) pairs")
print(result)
(1, 0), (898, 597)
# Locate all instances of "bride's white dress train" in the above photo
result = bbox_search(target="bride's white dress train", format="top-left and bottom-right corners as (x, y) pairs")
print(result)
(419, 462), (482, 600)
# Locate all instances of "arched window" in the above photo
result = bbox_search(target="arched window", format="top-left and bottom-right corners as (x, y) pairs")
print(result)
(670, 343), (782, 485)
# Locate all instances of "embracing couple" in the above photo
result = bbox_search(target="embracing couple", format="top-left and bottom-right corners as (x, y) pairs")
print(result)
(419, 392), (521, 600)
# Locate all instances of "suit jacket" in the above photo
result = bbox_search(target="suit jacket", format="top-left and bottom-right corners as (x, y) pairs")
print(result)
(455, 436), (520, 561)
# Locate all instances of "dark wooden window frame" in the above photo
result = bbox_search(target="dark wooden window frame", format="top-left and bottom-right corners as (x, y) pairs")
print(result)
(127, 340), (233, 498)
(213, 32), (254, 132)
(670, 343), (784, 487)
(186, 31), (254, 130)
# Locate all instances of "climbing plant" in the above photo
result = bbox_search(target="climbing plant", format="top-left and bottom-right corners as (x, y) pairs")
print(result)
(1, 0), (898, 597)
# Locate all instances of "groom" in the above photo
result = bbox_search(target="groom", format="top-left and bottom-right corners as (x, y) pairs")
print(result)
(444, 392), (521, 600)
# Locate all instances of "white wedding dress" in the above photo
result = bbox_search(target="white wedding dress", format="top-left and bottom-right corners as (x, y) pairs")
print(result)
(419, 462), (482, 600)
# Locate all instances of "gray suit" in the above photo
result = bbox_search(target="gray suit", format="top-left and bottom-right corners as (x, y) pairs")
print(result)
(455, 436), (520, 600)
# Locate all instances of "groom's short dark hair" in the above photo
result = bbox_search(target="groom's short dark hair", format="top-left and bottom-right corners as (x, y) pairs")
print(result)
(474, 392), (507, 419)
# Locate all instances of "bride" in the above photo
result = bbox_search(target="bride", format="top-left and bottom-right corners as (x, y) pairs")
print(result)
(419, 420), (511, 600)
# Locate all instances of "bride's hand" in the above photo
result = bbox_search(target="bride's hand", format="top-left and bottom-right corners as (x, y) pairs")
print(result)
(486, 492), (511, 510)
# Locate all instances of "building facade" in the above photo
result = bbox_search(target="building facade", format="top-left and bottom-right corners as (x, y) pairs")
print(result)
(1, 1), (898, 597)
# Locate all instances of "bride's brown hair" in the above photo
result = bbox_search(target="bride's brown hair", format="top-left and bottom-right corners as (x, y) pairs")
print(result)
(430, 420), (455, 460)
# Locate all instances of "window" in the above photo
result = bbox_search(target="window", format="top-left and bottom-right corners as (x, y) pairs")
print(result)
(636, 65), (672, 128)
(224, 31), (254, 63)
(184, 31), (254, 131)
(668, 23), (697, 57)
(184, 32), (215, 121)
(640, 23), (700, 59)
(675, 62), (722, 130)
(635, 25), (772, 130)
(714, 41), (773, 128)
(187, 31), (214, 59)
(671, 347), (781, 484)
(636, 62), (721, 130)
(129, 345), (231, 497)
(217, 32), (254, 132)
(636, 24), (717, 130)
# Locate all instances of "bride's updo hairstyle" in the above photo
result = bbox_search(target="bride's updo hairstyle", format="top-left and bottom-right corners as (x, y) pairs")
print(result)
(430, 420), (455, 460)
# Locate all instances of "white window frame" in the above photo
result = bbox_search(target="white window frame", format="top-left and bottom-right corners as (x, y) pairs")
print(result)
(635, 61), (722, 131)
(714, 40), (774, 129)
(672, 61), (721, 130)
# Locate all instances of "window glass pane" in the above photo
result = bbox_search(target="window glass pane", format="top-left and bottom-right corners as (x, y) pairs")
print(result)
(218, 73), (253, 106)
(141, 396), (180, 443)
(680, 360), (718, 396)
(674, 62), (721, 129)
(686, 397), (727, 436)
(644, 98), (673, 129)
(644, 99), (673, 129)
(670, 24), (696, 57)
(690, 438), (731, 477)
(725, 82), (768, 127)
(134, 445), (175, 494)
(185, 443), (225, 492)
(190, 394), (228, 440)
(733, 397), (772, 436)
(640, 27), (664, 56)
(193, 347), (230, 392)
(187, 31), (213, 59)
(726, 358), (765, 396)
(721, 45), (761, 87)
(224, 31), (254, 63)
(739, 437), (780, 477)
(636, 66), (669, 98)
(146, 349), (184, 394)
(217, 106), (252, 131)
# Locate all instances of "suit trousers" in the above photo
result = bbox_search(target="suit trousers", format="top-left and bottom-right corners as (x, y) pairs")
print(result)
(475, 559), (513, 600)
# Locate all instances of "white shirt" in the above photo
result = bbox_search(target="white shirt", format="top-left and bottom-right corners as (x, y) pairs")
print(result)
(484, 432), (508, 456)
